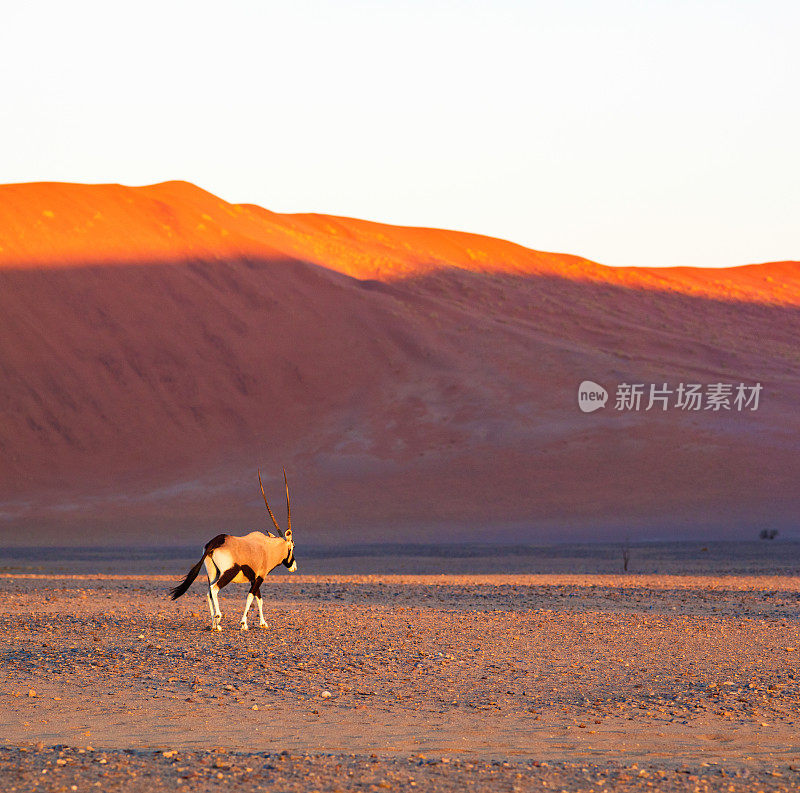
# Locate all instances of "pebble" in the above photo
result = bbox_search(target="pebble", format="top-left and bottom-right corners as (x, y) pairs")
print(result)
(1, 573), (799, 792)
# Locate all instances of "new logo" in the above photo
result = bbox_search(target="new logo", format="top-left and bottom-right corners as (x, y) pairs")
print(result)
(578, 381), (608, 413)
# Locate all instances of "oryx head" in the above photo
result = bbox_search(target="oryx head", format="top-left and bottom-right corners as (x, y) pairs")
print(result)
(258, 467), (297, 572)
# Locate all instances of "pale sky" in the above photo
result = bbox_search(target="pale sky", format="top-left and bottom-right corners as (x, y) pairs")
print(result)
(1, 0), (797, 267)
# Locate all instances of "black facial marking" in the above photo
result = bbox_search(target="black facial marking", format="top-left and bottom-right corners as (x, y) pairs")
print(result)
(282, 550), (295, 568)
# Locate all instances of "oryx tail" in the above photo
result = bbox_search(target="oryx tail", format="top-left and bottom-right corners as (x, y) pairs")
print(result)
(170, 534), (227, 600)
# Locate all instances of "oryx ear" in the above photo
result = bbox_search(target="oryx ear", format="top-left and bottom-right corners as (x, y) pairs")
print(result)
(284, 528), (293, 542)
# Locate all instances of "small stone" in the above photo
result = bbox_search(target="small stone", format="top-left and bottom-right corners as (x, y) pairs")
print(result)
(320, 691), (332, 698)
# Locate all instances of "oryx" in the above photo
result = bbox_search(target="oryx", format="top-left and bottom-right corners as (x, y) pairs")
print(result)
(170, 468), (297, 630)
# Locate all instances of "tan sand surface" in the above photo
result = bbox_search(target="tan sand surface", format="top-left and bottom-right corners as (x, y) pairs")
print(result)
(2, 574), (799, 790)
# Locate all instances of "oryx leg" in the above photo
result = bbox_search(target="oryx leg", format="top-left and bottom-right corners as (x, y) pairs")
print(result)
(209, 585), (223, 631)
(203, 557), (223, 630)
(205, 588), (215, 624)
(211, 563), (243, 631)
(241, 576), (264, 631)
(256, 585), (267, 629)
(240, 593), (254, 631)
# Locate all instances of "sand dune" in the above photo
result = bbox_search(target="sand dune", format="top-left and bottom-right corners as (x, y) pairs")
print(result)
(0, 181), (798, 543)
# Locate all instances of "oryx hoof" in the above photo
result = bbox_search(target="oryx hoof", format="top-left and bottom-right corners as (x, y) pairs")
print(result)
(259, 621), (268, 629)
(240, 622), (248, 631)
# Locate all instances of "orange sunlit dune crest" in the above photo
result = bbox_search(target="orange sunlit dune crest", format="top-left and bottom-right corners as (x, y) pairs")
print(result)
(0, 179), (799, 543)
(1, 180), (797, 305)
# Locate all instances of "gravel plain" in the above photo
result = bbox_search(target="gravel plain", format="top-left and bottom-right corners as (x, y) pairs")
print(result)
(2, 572), (799, 791)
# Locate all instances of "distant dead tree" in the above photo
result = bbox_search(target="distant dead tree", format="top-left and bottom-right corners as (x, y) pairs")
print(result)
(759, 529), (779, 540)
(622, 540), (631, 572)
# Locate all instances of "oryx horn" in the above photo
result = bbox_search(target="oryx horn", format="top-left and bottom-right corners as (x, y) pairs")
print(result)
(258, 468), (285, 538)
(283, 467), (292, 535)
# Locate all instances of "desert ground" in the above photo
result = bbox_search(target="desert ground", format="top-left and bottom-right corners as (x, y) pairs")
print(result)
(2, 548), (800, 791)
